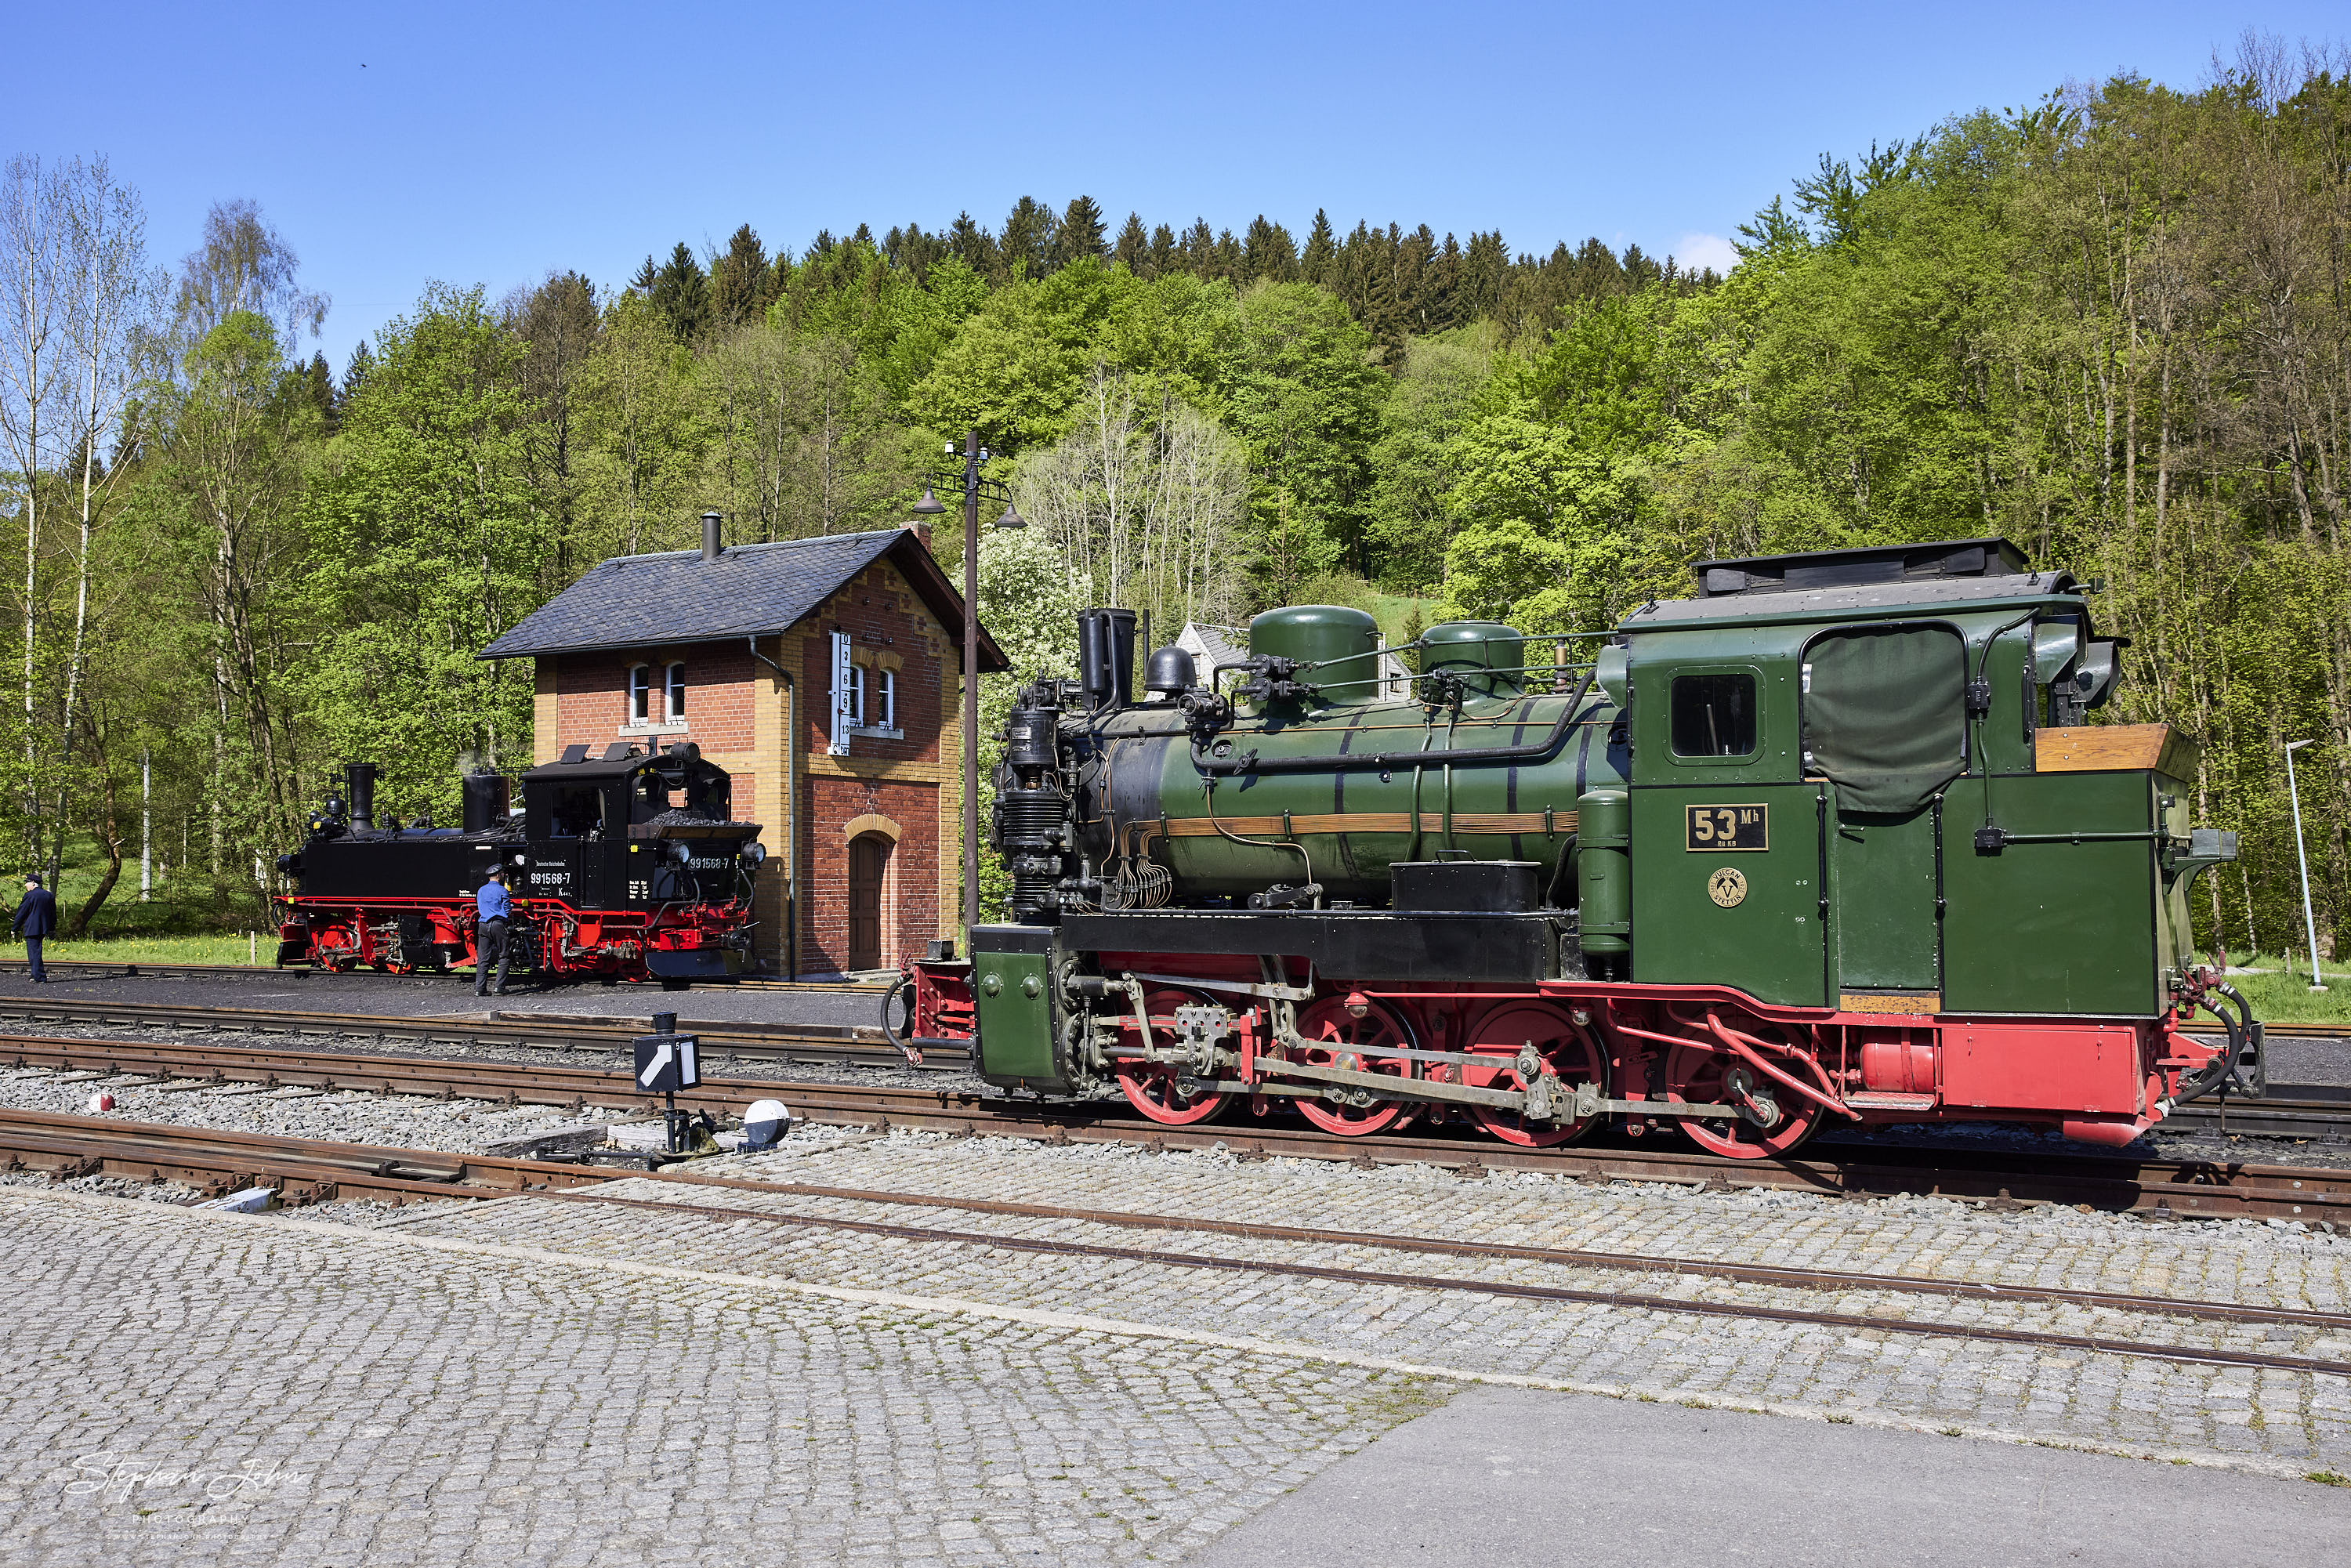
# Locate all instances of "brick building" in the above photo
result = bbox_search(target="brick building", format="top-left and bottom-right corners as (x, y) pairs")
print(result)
(481, 523), (1006, 978)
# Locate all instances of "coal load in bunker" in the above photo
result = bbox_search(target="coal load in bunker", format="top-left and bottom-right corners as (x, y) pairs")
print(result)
(894, 537), (2262, 1158)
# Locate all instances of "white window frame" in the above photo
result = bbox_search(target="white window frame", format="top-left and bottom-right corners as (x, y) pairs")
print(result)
(877, 668), (897, 732)
(629, 664), (651, 722)
(665, 661), (686, 719)
(829, 631), (855, 755)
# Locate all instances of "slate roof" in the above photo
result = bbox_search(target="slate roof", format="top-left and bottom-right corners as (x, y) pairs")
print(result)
(479, 528), (1008, 669)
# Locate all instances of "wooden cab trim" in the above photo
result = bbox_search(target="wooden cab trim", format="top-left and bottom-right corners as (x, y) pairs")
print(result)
(2034, 722), (2200, 778)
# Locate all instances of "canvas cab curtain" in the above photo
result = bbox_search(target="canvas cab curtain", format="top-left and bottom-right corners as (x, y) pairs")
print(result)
(1801, 625), (1968, 814)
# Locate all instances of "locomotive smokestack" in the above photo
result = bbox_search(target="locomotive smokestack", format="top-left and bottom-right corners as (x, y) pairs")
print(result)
(701, 509), (723, 562)
(345, 762), (379, 832)
(1078, 608), (1138, 712)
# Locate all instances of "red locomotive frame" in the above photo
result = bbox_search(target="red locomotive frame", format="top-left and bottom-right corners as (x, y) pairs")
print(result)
(276, 893), (751, 983)
(900, 958), (2244, 1157)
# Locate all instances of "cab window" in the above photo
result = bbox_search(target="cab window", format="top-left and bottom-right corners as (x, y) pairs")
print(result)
(1671, 672), (1757, 758)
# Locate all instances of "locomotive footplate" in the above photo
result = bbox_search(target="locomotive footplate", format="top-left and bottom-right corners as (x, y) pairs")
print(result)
(1060, 910), (1563, 985)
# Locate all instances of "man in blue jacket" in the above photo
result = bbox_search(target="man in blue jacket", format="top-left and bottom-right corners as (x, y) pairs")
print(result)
(475, 864), (513, 997)
(13, 875), (57, 982)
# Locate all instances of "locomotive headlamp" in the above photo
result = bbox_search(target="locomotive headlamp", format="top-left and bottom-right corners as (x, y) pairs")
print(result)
(671, 841), (691, 863)
(741, 842), (766, 867)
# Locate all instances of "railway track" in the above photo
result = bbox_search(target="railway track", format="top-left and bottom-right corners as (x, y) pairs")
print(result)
(2163, 1085), (2351, 1139)
(0, 957), (883, 992)
(0, 1104), (609, 1204)
(3, 1100), (2346, 1384)
(0, 992), (949, 1070)
(2, 1029), (2346, 1223)
(1, 991), (2344, 1146)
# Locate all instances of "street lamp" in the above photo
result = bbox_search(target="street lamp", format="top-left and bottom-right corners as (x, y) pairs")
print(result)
(913, 429), (1024, 938)
(2284, 739), (2327, 992)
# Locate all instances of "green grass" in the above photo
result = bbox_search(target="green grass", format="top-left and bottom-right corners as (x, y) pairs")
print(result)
(2192, 954), (2351, 1027)
(4, 835), (277, 951)
(1362, 588), (1440, 650)
(22, 932), (268, 967)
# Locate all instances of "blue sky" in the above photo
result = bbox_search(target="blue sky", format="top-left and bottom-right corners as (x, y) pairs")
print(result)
(7, 2), (2342, 374)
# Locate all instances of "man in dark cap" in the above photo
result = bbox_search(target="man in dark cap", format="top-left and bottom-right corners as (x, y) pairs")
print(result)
(475, 864), (513, 997)
(13, 875), (57, 982)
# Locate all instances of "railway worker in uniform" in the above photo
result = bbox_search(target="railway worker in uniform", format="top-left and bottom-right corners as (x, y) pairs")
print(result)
(475, 864), (514, 997)
(13, 875), (57, 982)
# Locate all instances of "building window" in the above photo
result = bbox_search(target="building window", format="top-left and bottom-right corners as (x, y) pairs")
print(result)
(665, 662), (686, 719)
(878, 668), (896, 730)
(847, 664), (868, 725)
(629, 664), (650, 722)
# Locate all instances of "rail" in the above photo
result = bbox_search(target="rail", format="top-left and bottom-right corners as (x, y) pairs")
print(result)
(1, 1030), (2346, 1223)
(2, 1101), (2345, 1382)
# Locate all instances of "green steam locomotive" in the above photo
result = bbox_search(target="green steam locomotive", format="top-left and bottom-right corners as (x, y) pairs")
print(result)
(899, 538), (2262, 1158)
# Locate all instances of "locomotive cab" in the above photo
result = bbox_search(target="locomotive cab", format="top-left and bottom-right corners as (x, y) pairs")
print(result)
(918, 537), (2259, 1157)
(517, 744), (760, 932)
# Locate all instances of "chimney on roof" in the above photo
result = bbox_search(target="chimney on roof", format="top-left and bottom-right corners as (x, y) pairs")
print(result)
(701, 509), (723, 562)
(901, 520), (932, 548)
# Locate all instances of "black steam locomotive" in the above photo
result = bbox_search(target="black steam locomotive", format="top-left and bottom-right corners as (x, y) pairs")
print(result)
(273, 742), (764, 985)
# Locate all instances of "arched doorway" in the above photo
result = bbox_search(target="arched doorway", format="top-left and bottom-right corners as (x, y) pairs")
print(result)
(847, 833), (890, 972)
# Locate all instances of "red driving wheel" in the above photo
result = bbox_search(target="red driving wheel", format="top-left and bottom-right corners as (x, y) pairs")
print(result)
(1458, 1000), (1604, 1147)
(1110, 987), (1231, 1126)
(1290, 994), (1419, 1136)
(1666, 1034), (1826, 1158)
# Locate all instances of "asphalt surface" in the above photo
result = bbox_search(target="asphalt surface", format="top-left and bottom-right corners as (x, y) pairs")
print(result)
(0, 968), (893, 1030)
(1188, 1385), (2350, 1566)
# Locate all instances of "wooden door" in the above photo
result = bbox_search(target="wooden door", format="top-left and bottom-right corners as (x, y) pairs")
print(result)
(848, 835), (889, 971)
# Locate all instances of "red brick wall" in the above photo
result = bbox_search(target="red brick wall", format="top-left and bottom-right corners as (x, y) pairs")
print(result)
(537, 545), (955, 977)
(802, 777), (940, 973)
(553, 644), (761, 755)
(796, 565), (951, 765)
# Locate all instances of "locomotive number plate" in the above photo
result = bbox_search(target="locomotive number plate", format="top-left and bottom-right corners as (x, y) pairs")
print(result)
(1686, 803), (1767, 852)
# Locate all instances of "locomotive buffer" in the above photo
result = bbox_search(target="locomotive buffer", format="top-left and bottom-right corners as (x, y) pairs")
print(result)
(633, 1011), (702, 1154)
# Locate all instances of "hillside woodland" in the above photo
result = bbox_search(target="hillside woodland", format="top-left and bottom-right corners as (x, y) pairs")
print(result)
(2, 46), (2346, 954)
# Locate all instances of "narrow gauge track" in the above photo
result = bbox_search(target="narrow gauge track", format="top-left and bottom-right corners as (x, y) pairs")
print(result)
(2, 1030), (2348, 1223)
(0, 993), (955, 1071)
(2162, 1086), (2351, 1139)
(0, 957), (882, 993)
(2, 957), (2345, 1039)
(0, 1105), (607, 1204)
(2, 1104), (2344, 1383)
(5, 994), (2348, 1143)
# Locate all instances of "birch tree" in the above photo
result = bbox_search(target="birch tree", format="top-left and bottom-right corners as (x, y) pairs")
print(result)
(47, 157), (164, 886)
(0, 156), (67, 858)
(1012, 368), (1245, 636)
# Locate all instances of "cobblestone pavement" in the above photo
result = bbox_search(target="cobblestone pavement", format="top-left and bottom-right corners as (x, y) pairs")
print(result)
(383, 1132), (2351, 1479)
(0, 1187), (1445, 1567)
(7, 1128), (2351, 1568)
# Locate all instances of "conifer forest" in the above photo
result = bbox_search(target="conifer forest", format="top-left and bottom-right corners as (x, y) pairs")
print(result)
(2, 51), (2349, 958)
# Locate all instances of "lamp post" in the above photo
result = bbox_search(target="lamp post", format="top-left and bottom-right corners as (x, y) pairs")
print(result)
(911, 429), (1024, 938)
(2284, 739), (2327, 991)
